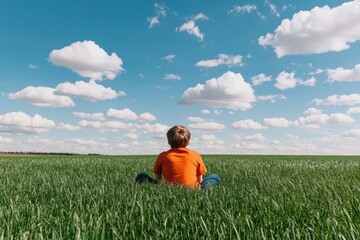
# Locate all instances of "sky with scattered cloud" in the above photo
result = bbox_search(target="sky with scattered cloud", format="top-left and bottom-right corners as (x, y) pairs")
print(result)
(1, 0), (360, 155)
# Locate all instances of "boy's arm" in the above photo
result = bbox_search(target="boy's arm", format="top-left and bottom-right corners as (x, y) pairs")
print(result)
(197, 174), (203, 184)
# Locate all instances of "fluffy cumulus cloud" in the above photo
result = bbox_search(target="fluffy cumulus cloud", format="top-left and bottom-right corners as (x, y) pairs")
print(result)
(178, 13), (208, 41)
(124, 132), (138, 140)
(313, 94), (360, 106)
(73, 112), (105, 121)
(275, 71), (316, 90)
(138, 112), (156, 123)
(187, 117), (207, 123)
(49, 40), (123, 80)
(195, 54), (243, 68)
(327, 64), (360, 82)
(78, 120), (132, 132)
(0, 136), (13, 143)
(188, 122), (225, 132)
(294, 108), (355, 128)
(260, 108), (355, 129)
(8, 86), (75, 108)
(263, 118), (291, 128)
(256, 94), (286, 103)
(178, 71), (256, 110)
(135, 123), (169, 138)
(251, 73), (272, 86)
(107, 108), (138, 121)
(347, 107), (360, 115)
(259, 1), (360, 57)
(106, 108), (156, 123)
(0, 112), (55, 134)
(232, 119), (263, 130)
(57, 123), (81, 131)
(342, 129), (360, 138)
(55, 80), (122, 101)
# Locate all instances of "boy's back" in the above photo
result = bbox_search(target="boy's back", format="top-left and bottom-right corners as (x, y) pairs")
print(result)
(154, 147), (207, 188)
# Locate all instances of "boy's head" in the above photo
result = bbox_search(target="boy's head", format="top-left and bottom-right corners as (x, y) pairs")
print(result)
(167, 125), (191, 148)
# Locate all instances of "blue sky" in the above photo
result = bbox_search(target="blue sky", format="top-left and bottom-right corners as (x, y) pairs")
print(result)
(1, 0), (360, 155)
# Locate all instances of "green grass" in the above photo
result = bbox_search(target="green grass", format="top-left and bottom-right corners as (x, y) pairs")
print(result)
(1, 155), (360, 239)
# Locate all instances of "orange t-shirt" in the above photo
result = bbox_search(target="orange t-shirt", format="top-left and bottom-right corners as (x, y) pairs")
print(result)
(154, 147), (207, 188)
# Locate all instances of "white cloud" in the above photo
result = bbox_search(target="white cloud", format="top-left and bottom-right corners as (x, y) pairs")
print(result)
(162, 54), (176, 62)
(163, 74), (181, 80)
(287, 134), (299, 140)
(55, 80), (122, 101)
(78, 120), (132, 132)
(342, 129), (360, 138)
(309, 69), (324, 75)
(73, 112), (105, 121)
(178, 20), (204, 41)
(106, 108), (138, 121)
(106, 108), (156, 123)
(245, 133), (266, 141)
(265, 0), (280, 17)
(237, 142), (266, 151)
(232, 119), (263, 130)
(294, 108), (355, 128)
(275, 72), (298, 90)
(230, 4), (257, 13)
(57, 123), (81, 131)
(49, 40), (123, 80)
(187, 117), (207, 123)
(251, 73), (272, 86)
(193, 13), (208, 21)
(0, 112), (55, 134)
(196, 54), (243, 68)
(148, 17), (159, 28)
(148, 3), (167, 28)
(192, 134), (225, 151)
(118, 143), (130, 148)
(275, 71), (316, 90)
(178, 13), (208, 41)
(135, 123), (169, 137)
(257, 94), (286, 103)
(263, 118), (291, 128)
(8, 86), (75, 108)
(188, 122), (225, 132)
(327, 113), (355, 124)
(124, 132), (138, 140)
(313, 94), (360, 106)
(179, 71), (256, 110)
(28, 64), (38, 69)
(347, 107), (360, 115)
(0, 136), (13, 143)
(201, 109), (211, 115)
(138, 112), (156, 123)
(259, 1), (360, 57)
(300, 77), (317, 87)
(327, 64), (360, 82)
(213, 110), (222, 115)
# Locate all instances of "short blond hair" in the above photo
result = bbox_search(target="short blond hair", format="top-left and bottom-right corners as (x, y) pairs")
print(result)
(167, 125), (191, 148)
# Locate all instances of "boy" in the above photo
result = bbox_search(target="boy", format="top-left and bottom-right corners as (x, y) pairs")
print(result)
(135, 125), (220, 190)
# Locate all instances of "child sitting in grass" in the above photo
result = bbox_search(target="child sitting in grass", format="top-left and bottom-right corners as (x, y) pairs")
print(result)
(136, 125), (220, 190)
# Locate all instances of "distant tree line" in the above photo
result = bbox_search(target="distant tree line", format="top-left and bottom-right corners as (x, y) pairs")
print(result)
(0, 151), (102, 156)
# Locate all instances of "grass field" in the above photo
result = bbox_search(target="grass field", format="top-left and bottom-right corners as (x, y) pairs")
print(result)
(1, 155), (360, 239)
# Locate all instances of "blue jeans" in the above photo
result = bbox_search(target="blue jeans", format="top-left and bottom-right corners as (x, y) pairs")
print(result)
(135, 173), (221, 189)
